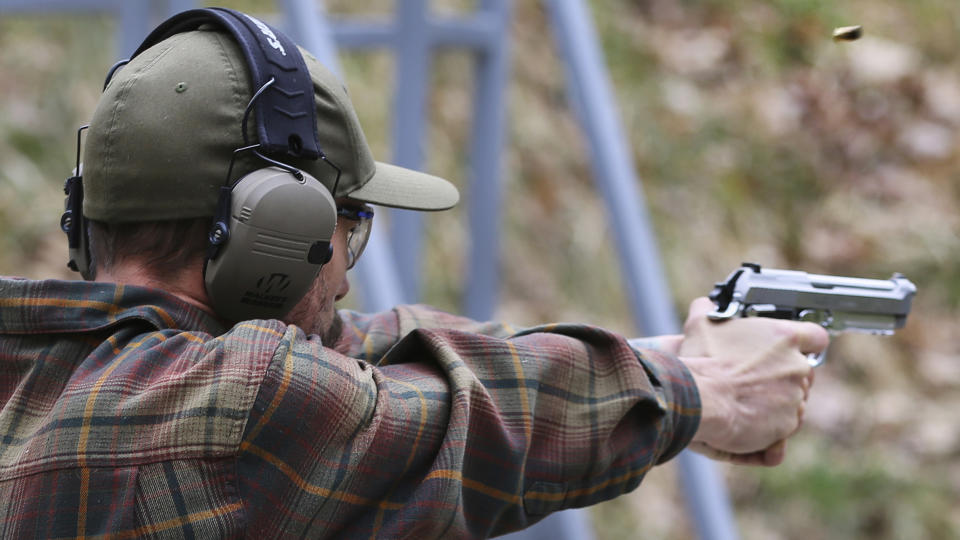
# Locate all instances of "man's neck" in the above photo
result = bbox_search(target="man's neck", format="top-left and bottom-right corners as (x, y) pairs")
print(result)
(96, 262), (218, 318)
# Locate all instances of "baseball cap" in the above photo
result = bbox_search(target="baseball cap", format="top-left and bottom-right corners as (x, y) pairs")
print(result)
(82, 27), (458, 223)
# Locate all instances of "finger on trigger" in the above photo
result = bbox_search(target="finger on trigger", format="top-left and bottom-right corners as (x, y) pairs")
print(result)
(795, 321), (830, 355)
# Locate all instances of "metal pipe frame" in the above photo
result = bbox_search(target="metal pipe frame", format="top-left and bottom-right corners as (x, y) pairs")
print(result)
(543, 1), (739, 539)
(0, 0), (740, 537)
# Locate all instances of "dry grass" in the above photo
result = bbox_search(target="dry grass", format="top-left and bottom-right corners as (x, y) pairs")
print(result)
(1, 1), (958, 538)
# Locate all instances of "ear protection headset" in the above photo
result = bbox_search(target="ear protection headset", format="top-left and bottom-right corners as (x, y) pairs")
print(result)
(62, 7), (340, 322)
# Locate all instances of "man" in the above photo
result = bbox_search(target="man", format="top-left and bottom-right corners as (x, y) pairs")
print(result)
(0, 11), (827, 539)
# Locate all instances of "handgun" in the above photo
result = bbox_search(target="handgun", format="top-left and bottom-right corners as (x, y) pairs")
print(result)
(707, 263), (917, 366)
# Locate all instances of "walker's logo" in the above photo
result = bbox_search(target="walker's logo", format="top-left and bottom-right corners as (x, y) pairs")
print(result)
(258, 273), (291, 293)
(241, 273), (291, 309)
(243, 14), (286, 56)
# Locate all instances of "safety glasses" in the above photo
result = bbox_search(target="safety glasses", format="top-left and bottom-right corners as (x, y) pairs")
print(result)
(336, 204), (374, 269)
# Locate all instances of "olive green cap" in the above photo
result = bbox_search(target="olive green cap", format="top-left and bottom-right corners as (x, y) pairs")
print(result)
(82, 28), (458, 223)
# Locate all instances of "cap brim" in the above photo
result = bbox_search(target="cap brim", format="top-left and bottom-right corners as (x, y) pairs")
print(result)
(346, 161), (459, 211)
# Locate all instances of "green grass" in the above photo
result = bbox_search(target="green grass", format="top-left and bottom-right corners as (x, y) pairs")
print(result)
(744, 449), (958, 539)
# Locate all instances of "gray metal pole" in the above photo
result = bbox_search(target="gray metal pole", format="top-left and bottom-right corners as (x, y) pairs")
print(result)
(280, 0), (341, 83)
(117, 1), (151, 57)
(463, 0), (512, 321)
(389, 0), (432, 302)
(351, 224), (409, 312)
(542, 0), (739, 539)
(467, 2), (594, 535)
(165, 0), (195, 15)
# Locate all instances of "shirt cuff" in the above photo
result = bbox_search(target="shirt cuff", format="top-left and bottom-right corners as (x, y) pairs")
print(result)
(631, 347), (702, 463)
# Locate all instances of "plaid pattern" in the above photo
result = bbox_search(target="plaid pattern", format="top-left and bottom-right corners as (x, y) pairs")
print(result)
(0, 277), (700, 538)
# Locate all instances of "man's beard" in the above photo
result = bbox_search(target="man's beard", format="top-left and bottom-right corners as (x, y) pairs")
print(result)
(318, 310), (344, 347)
(311, 270), (344, 346)
(284, 271), (345, 347)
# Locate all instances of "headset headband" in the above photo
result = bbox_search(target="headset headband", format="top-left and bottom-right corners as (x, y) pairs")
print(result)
(128, 7), (320, 159)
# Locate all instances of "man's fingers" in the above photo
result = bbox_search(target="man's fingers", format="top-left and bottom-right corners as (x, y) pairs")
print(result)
(802, 369), (815, 400)
(686, 297), (831, 358)
(801, 369), (816, 400)
(719, 440), (788, 467)
(688, 442), (732, 461)
(686, 297), (716, 321)
(690, 439), (790, 467)
(794, 321), (830, 355)
(729, 440), (787, 467)
(760, 440), (787, 466)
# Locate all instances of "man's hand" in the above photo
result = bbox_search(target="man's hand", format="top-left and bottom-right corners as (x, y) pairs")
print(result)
(680, 297), (829, 466)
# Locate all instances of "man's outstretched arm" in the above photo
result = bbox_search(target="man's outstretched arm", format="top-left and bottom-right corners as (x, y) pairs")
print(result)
(238, 310), (699, 538)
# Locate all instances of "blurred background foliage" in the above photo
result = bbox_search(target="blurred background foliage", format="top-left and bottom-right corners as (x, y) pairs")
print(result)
(1, 0), (959, 538)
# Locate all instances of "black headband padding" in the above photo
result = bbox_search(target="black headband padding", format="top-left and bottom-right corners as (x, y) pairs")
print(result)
(130, 7), (321, 159)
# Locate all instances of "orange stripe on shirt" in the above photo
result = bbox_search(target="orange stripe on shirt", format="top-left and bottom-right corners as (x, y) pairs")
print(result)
(505, 341), (532, 444)
(76, 502), (245, 540)
(0, 297), (119, 314)
(239, 441), (404, 510)
(523, 462), (654, 502)
(425, 469), (522, 505)
(242, 332), (295, 442)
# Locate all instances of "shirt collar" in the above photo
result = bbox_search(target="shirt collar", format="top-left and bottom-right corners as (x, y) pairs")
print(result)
(0, 277), (227, 336)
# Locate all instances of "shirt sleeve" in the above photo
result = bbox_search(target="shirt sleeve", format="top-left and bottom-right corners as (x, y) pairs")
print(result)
(238, 307), (700, 538)
(333, 304), (518, 361)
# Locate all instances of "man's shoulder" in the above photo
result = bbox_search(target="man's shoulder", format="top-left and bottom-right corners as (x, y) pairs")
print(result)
(0, 277), (300, 481)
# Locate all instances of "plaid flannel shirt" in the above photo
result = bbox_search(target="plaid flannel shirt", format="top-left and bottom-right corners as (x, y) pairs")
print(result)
(0, 277), (699, 538)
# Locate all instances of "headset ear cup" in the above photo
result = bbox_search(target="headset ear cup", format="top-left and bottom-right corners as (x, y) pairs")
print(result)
(204, 167), (337, 321)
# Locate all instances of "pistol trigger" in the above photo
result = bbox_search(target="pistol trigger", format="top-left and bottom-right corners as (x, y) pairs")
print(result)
(708, 300), (741, 321)
(799, 309), (834, 329)
(807, 350), (827, 367)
